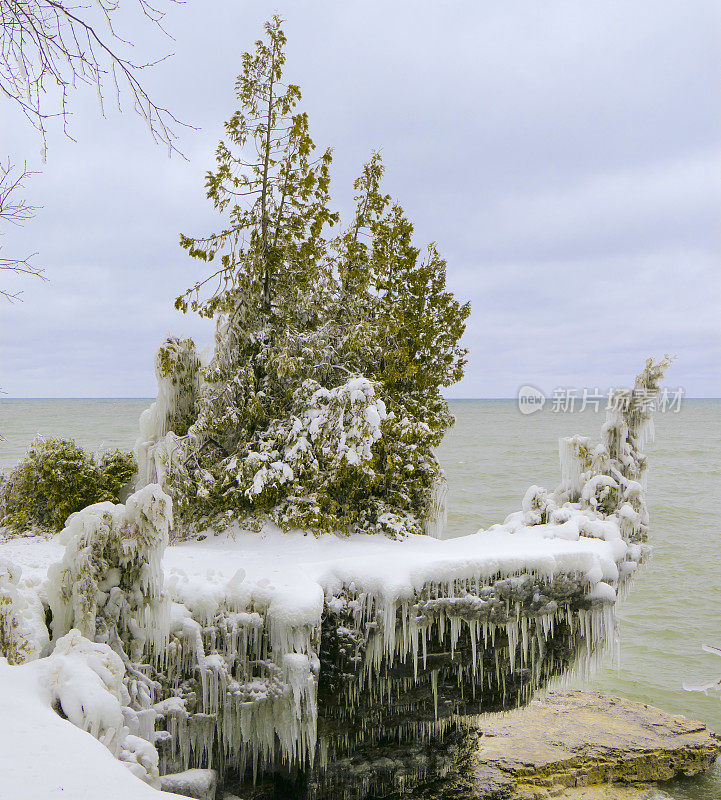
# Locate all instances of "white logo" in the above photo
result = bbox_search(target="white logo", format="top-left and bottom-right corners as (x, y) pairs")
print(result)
(517, 385), (546, 415)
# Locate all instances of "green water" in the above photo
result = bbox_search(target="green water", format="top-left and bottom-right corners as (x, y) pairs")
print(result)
(1, 398), (719, 798)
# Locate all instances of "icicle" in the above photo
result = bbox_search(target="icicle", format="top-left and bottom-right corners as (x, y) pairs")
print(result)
(423, 472), (448, 539)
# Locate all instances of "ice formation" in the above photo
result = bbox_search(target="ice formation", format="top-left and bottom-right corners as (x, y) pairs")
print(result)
(555, 358), (672, 543)
(47, 483), (172, 662)
(0, 557), (48, 663)
(423, 472), (448, 538)
(135, 336), (201, 489)
(0, 359), (670, 798)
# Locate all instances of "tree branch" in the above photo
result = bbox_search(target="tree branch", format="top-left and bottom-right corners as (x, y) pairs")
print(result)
(1, 0), (191, 158)
(0, 159), (46, 301)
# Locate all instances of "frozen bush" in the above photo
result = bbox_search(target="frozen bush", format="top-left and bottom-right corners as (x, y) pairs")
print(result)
(0, 437), (137, 533)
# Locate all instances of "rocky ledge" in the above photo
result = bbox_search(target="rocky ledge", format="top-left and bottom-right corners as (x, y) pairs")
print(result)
(162, 691), (718, 799)
(466, 691), (720, 800)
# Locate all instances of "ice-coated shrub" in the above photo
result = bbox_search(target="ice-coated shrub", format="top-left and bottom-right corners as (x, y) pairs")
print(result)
(134, 336), (201, 490)
(47, 484), (172, 661)
(0, 557), (48, 664)
(0, 559), (32, 664)
(525, 356), (675, 543)
(0, 437), (137, 533)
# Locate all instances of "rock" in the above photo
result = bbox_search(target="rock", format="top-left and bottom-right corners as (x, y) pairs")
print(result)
(471, 691), (720, 799)
(160, 768), (218, 799)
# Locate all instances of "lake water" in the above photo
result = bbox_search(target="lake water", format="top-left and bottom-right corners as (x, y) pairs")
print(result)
(1, 398), (719, 798)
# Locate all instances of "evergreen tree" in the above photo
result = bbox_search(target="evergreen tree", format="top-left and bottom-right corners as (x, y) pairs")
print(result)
(173, 14), (338, 470)
(177, 14), (336, 321)
(157, 18), (470, 537)
(334, 154), (470, 442)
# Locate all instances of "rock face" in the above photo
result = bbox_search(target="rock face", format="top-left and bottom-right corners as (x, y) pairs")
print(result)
(468, 691), (720, 799)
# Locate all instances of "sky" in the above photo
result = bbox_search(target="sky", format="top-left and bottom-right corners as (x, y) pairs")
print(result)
(1, 0), (719, 398)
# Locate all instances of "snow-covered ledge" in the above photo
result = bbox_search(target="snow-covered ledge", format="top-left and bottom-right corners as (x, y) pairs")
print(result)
(0, 496), (643, 799)
(0, 360), (669, 799)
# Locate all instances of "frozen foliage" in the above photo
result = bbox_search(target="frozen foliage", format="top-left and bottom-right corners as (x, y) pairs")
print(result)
(423, 473), (448, 539)
(135, 336), (201, 489)
(47, 484), (172, 661)
(40, 629), (131, 757)
(553, 356), (674, 543)
(0, 557), (48, 663)
(0, 436), (136, 532)
(0, 658), (185, 800)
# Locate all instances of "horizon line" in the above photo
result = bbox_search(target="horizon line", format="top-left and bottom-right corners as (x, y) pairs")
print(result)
(2, 396), (720, 402)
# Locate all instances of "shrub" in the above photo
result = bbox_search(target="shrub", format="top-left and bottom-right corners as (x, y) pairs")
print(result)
(0, 437), (137, 533)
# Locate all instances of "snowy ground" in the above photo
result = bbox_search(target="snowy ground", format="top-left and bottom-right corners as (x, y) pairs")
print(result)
(0, 655), (186, 800)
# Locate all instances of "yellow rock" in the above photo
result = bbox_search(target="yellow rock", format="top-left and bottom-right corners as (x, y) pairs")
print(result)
(471, 690), (720, 799)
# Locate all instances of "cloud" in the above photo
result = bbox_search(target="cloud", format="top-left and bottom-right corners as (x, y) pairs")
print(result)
(1, 0), (719, 398)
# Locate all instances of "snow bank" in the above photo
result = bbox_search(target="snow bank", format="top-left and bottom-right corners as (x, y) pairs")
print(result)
(0, 631), (187, 800)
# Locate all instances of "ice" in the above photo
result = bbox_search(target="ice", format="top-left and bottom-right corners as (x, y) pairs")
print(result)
(46, 484), (172, 660)
(135, 337), (201, 490)
(120, 734), (162, 787)
(0, 557), (49, 663)
(41, 629), (129, 755)
(423, 472), (448, 538)
(0, 359), (671, 795)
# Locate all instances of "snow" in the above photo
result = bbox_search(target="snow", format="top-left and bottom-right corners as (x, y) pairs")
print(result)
(160, 516), (626, 618)
(0, 637), (187, 800)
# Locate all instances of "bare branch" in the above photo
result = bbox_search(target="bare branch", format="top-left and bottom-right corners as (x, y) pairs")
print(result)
(1, 1), (190, 297)
(1, 0), (192, 158)
(0, 159), (46, 301)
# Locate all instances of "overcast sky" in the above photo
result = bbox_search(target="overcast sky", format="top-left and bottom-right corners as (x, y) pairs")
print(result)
(1, 0), (719, 398)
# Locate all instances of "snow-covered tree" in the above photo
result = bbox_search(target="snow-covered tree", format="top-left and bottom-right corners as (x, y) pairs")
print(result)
(146, 17), (469, 536)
